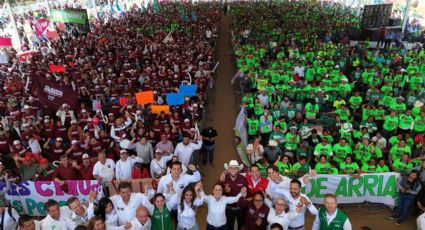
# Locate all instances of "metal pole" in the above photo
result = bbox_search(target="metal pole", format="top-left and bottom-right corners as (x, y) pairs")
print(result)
(401, 0), (412, 34)
(5, 1), (22, 49)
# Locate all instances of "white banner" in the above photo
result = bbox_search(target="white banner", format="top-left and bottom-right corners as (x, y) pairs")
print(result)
(302, 173), (400, 206)
(1, 180), (103, 216)
(235, 106), (250, 166)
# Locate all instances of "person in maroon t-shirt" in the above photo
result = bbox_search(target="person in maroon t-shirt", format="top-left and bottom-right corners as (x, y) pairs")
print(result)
(72, 154), (94, 180)
(0, 131), (11, 155)
(53, 155), (80, 190)
(11, 140), (27, 157)
(67, 120), (83, 141)
(54, 121), (68, 142)
(239, 191), (270, 230)
(99, 130), (113, 150)
(41, 117), (55, 141)
(44, 137), (66, 161)
(65, 140), (84, 163)
(218, 160), (248, 230)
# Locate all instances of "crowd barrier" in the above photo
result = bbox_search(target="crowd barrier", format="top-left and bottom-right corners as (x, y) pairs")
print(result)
(0, 173), (400, 216)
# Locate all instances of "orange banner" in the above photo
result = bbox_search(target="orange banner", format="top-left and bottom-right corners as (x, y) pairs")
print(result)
(151, 105), (170, 114)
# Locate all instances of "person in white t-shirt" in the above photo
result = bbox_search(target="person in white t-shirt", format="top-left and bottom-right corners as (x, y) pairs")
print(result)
(150, 149), (173, 179)
(174, 136), (202, 166)
(93, 151), (116, 183)
(115, 150), (143, 181)
(129, 207), (151, 230)
(41, 200), (71, 230)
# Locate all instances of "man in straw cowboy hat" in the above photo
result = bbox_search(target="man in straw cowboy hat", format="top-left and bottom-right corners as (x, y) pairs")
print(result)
(218, 160), (248, 230)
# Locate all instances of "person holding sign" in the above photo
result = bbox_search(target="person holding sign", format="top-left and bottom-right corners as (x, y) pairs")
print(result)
(312, 194), (352, 230)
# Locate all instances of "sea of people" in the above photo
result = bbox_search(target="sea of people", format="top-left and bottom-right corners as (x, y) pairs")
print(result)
(0, 0), (424, 230)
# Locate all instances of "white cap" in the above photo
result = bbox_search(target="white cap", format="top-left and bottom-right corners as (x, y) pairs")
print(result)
(13, 140), (20, 145)
(22, 123), (30, 128)
(62, 103), (69, 108)
(81, 109), (87, 113)
(71, 140), (78, 145)
(24, 105), (30, 109)
(120, 149), (128, 154)
(71, 120), (77, 124)
(56, 137), (63, 141)
(184, 118), (190, 123)
(82, 153), (89, 159)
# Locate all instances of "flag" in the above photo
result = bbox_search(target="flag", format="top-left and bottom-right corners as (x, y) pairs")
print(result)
(34, 18), (50, 36)
(135, 91), (154, 105)
(116, 0), (123, 12)
(33, 75), (78, 110)
(49, 64), (66, 73)
(153, 0), (159, 14)
(47, 31), (59, 40)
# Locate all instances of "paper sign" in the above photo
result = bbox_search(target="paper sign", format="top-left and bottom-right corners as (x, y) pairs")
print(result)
(49, 64), (65, 73)
(47, 31), (59, 40)
(0, 37), (12, 47)
(35, 18), (50, 36)
(166, 93), (184, 105)
(135, 91), (154, 105)
(179, 85), (197, 96)
(151, 105), (170, 114)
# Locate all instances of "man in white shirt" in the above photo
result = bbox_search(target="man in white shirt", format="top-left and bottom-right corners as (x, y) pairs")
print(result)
(109, 181), (154, 225)
(293, 62), (305, 79)
(312, 194), (352, 230)
(93, 151), (116, 183)
(65, 197), (89, 230)
(174, 136), (202, 166)
(41, 200), (71, 230)
(115, 150), (143, 181)
(0, 200), (19, 230)
(129, 207), (151, 230)
(275, 179), (318, 230)
(265, 165), (311, 200)
(157, 161), (201, 205)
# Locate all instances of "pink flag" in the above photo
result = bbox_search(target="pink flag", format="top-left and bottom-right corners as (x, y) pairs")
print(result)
(35, 18), (50, 36)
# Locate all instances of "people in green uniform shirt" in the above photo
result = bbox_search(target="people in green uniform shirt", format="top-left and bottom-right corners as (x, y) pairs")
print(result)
(313, 138), (334, 159)
(353, 138), (374, 165)
(256, 158), (269, 178)
(335, 104), (350, 122)
(284, 127), (300, 151)
(275, 155), (292, 175)
(361, 158), (378, 173)
(269, 125), (285, 148)
(312, 194), (352, 230)
(349, 91), (363, 110)
(389, 97), (407, 114)
(315, 155), (332, 174)
(398, 110), (414, 132)
(383, 111), (399, 136)
(414, 111), (425, 134)
(377, 158), (390, 173)
(339, 155), (360, 177)
(390, 140), (411, 162)
(246, 114), (260, 141)
(391, 153), (413, 174)
(332, 138), (352, 165)
(292, 156), (310, 176)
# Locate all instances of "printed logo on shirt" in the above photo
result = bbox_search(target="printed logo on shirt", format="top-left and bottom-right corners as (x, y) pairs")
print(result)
(248, 208), (255, 214)
(259, 213), (265, 218)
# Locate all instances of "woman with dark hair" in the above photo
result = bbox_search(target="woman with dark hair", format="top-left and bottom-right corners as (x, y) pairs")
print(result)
(167, 182), (203, 230)
(239, 191), (270, 230)
(150, 193), (173, 230)
(390, 169), (422, 225)
(201, 183), (247, 230)
(87, 197), (129, 228)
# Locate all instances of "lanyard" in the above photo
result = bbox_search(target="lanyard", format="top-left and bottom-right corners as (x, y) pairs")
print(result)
(0, 210), (5, 230)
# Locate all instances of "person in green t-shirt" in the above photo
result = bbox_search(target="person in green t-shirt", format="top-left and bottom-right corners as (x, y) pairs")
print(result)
(377, 157), (390, 173)
(335, 104), (350, 122)
(349, 91), (363, 110)
(332, 138), (352, 165)
(315, 155), (332, 174)
(392, 153), (413, 174)
(389, 97), (406, 114)
(414, 111), (425, 133)
(361, 157), (378, 173)
(339, 155), (360, 177)
(390, 140), (411, 162)
(269, 125), (285, 149)
(398, 110), (414, 133)
(313, 138), (333, 159)
(275, 155), (292, 175)
(383, 111), (399, 138)
(256, 158), (269, 178)
(292, 156), (310, 176)
(246, 113), (260, 141)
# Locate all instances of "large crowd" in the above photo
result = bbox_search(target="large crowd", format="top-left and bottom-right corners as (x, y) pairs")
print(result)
(0, 0), (424, 230)
(230, 0), (425, 228)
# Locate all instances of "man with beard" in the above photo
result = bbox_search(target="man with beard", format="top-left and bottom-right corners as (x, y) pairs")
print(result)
(275, 179), (318, 230)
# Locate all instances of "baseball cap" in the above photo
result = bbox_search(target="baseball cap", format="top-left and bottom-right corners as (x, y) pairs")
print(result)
(71, 140), (78, 145)
(56, 137), (63, 142)
(82, 153), (89, 159)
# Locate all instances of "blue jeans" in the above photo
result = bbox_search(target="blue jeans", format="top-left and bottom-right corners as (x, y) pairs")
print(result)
(396, 192), (415, 222)
(177, 223), (199, 230)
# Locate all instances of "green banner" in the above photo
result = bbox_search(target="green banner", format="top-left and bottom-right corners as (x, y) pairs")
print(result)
(51, 9), (88, 25)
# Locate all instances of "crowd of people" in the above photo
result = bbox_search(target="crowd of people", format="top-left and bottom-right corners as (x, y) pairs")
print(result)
(230, 0), (425, 227)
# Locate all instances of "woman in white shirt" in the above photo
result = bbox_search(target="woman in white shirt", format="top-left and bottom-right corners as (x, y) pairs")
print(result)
(201, 183), (247, 230)
(265, 197), (302, 230)
(150, 149), (173, 179)
(168, 182), (203, 230)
